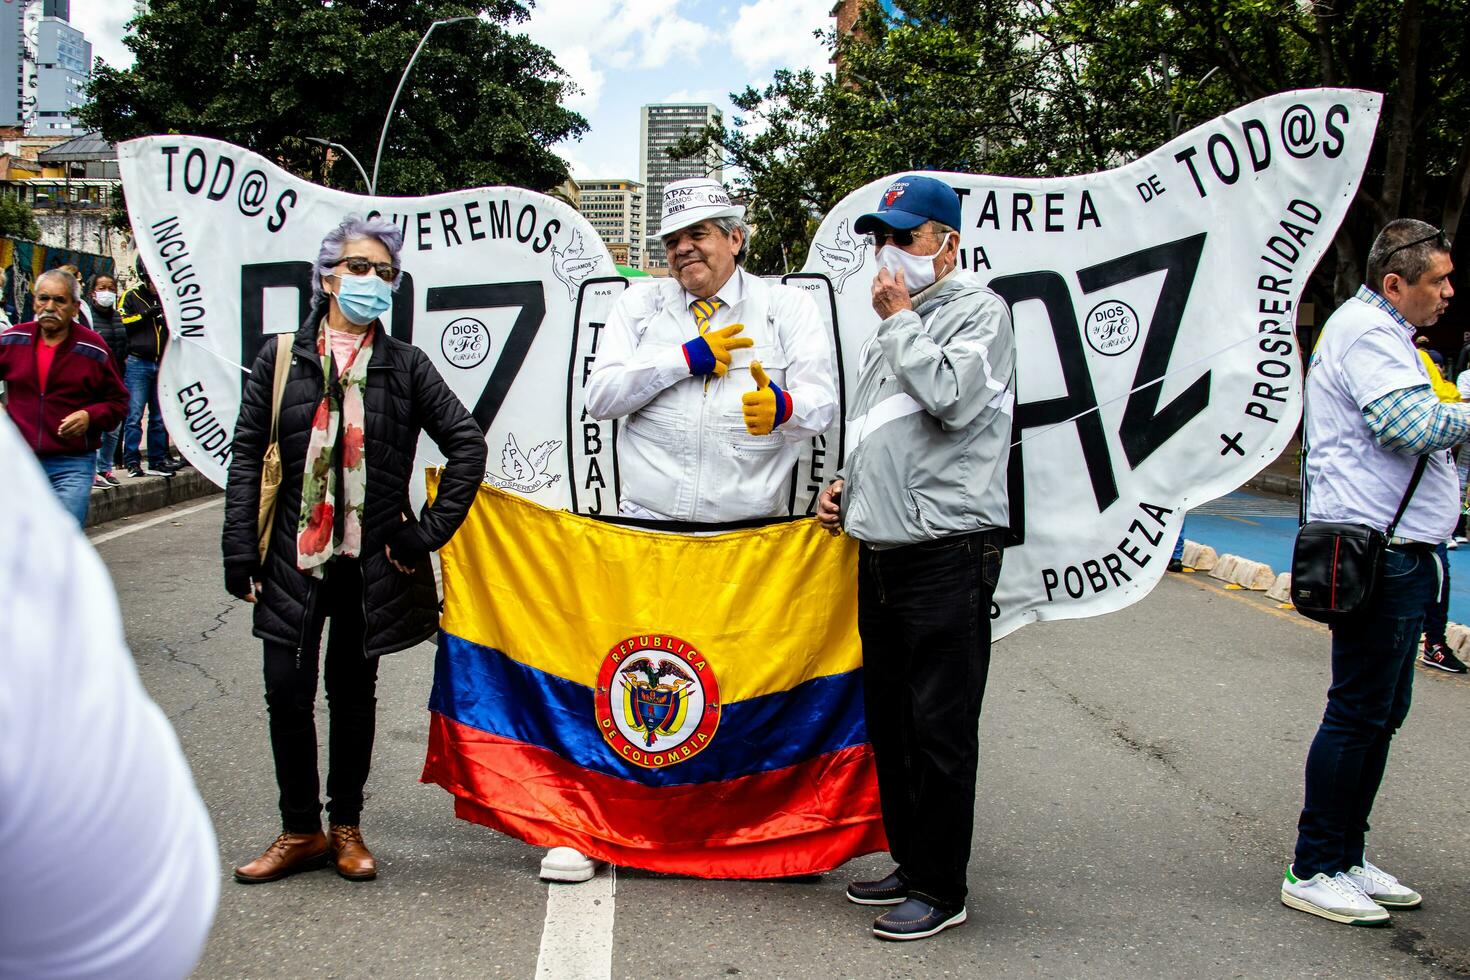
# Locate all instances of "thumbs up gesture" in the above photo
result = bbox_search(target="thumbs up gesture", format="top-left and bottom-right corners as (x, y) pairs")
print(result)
(741, 360), (791, 436)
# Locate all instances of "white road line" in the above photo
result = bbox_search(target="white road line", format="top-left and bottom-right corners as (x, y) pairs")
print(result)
(87, 497), (224, 545)
(534, 869), (615, 980)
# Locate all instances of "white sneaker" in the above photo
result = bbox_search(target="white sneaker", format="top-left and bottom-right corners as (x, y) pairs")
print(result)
(1348, 860), (1422, 908)
(539, 846), (601, 883)
(1448, 539), (1459, 550)
(1281, 866), (1390, 925)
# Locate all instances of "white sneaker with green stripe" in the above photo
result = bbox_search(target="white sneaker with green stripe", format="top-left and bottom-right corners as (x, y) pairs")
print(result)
(1348, 860), (1422, 908)
(1281, 866), (1391, 925)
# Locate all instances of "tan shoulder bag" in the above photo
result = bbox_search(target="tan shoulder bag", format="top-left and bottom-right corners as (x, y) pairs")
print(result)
(257, 334), (294, 561)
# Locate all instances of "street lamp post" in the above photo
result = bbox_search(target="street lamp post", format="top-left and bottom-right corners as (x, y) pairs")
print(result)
(370, 16), (478, 195)
(304, 136), (372, 192)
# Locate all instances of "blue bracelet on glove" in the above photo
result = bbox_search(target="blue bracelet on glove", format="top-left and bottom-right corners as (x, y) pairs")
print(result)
(682, 336), (717, 376)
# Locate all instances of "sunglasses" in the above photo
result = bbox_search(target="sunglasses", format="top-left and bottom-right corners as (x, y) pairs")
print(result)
(867, 226), (948, 249)
(335, 256), (398, 282)
(1381, 229), (1451, 264)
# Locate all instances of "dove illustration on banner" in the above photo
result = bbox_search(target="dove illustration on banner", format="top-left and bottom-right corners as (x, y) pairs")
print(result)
(489, 433), (563, 494)
(552, 228), (602, 300)
(811, 219), (866, 292)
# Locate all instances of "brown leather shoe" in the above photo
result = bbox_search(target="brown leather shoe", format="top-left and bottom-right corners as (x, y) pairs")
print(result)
(233, 831), (329, 883)
(329, 824), (377, 881)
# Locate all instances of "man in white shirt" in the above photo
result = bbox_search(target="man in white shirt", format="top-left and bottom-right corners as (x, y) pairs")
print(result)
(584, 177), (838, 523)
(1281, 219), (1456, 926)
(537, 179), (838, 883)
(0, 413), (218, 978)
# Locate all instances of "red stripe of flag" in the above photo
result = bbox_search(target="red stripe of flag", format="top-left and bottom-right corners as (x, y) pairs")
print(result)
(422, 713), (887, 879)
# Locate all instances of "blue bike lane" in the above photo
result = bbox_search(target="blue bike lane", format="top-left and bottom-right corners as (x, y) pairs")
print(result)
(1189, 489), (1470, 625)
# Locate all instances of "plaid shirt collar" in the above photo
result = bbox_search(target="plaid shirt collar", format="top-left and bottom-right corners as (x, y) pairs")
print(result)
(1355, 284), (1414, 333)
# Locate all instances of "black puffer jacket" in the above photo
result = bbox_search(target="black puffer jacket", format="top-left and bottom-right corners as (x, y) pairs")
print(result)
(222, 310), (487, 658)
(90, 305), (128, 373)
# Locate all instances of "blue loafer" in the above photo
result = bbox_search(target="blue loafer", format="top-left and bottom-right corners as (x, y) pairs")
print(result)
(872, 898), (967, 941)
(847, 870), (908, 906)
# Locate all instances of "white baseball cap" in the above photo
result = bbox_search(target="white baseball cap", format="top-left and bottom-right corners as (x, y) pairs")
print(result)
(655, 177), (745, 238)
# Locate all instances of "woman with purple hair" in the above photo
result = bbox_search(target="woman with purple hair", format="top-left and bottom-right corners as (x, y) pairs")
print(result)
(221, 215), (486, 884)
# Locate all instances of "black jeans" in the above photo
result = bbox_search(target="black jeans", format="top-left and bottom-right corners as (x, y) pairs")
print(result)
(263, 559), (380, 833)
(1293, 545), (1435, 878)
(857, 528), (1005, 910)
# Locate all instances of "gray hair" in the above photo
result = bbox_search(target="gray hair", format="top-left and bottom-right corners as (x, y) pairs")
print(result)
(711, 215), (751, 263)
(36, 268), (82, 303)
(312, 214), (405, 306)
(1367, 218), (1451, 290)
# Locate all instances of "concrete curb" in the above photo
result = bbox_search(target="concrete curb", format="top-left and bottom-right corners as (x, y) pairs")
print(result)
(85, 467), (222, 528)
(1243, 471), (1300, 499)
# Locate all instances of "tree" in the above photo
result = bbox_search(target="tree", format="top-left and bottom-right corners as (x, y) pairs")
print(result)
(692, 0), (1468, 320)
(80, 0), (588, 197)
(0, 194), (42, 241)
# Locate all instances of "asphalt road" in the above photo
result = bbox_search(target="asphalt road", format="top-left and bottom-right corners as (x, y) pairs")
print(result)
(93, 499), (1470, 979)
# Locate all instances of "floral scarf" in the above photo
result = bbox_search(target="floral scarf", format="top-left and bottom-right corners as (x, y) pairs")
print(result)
(297, 324), (372, 574)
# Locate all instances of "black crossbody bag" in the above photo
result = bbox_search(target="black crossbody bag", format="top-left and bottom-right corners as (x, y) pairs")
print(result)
(1291, 454), (1429, 624)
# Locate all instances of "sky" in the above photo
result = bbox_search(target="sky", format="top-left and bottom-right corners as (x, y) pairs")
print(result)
(69, 0), (835, 184)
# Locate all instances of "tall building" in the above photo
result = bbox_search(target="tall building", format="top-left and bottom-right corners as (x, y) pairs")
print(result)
(639, 103), (721, 269)
(578, 178), (645, 270)
(1, 0), (92, 136)
(29, 12), (90, 135)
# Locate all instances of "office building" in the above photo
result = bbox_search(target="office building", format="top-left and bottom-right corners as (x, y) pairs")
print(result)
(578, 178), (645, 270)
(639, 103), (721, 269)
(0, 2), (22, 127)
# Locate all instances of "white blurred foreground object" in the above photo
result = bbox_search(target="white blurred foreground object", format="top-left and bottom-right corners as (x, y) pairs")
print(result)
(0, 413), (218, 979)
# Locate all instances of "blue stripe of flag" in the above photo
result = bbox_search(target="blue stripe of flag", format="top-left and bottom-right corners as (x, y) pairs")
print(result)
(429, 631), (868, 788)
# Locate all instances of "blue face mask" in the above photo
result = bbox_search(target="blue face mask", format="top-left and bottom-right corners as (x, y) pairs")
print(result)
(332, 272), (392, 325)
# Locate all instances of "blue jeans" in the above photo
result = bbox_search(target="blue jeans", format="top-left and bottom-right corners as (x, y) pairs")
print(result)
(858, 528), (1005, 910)
(39, 453), (95, 527)
(1293, 545), (1436, 878)
(96, 422), (121, 474)
(123, 356), (168, 468)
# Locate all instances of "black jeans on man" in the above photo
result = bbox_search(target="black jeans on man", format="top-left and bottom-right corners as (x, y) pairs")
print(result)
(1293, 544), (1436, 878)
(263, 558), (380, 834)
(857, 528), (1005, 911)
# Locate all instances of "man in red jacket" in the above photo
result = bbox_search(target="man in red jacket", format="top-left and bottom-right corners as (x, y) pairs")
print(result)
(0, 269), (128, 526)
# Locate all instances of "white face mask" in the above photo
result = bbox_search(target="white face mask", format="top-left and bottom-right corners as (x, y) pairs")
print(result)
(877, 234), (952, 294)
(93, 290), (116, 308)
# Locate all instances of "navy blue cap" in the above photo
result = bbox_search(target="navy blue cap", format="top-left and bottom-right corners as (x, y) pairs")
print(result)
(853, 174), (962, 234)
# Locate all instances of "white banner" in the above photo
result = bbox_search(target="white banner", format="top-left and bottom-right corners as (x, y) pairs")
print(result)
(119, 88), (1380, 638)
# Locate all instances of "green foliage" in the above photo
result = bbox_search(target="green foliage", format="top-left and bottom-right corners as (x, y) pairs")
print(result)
(0, 194), (42, 241)
(695, 0), (1469, 306)
(80, 0), (588, 196)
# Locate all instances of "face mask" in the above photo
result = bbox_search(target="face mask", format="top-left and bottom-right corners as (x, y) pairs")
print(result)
(877, 234), (952, 294)
(93, 290), (116, 308)
(332, 272), (392, 325)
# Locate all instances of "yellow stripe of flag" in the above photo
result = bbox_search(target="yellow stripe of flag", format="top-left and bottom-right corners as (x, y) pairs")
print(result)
(432, 480), (861, 703)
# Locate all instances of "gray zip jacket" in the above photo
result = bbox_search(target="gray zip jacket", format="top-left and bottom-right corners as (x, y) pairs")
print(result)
(839, 269), (1016, 546)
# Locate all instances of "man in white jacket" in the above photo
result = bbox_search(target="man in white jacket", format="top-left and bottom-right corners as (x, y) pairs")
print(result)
(584, 177), (838, 523)
(535, 179), (837, 883)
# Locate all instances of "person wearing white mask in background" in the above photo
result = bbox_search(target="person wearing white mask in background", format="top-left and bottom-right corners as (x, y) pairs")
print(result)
(89, 273), (128, 487)
(816, 174), (1016, 942)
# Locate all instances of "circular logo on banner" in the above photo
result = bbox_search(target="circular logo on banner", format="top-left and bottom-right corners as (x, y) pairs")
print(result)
(1084, 300), (1141, 356)
(594, 634), (721, 769)
(441, 317), (490, 368)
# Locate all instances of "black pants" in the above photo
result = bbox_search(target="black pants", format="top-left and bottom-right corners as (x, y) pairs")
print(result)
(857, 529), (1004, 911)
(263, 559), (380, 834)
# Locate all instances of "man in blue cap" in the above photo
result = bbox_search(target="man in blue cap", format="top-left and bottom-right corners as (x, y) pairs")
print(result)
(817, 174), (1016, 941)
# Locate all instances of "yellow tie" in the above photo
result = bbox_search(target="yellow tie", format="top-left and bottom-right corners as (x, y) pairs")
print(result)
(691, 298), (724, 391)
(691, 297), (723, 334)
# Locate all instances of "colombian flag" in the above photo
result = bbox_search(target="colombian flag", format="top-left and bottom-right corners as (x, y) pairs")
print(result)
(421, 481), (886, 878)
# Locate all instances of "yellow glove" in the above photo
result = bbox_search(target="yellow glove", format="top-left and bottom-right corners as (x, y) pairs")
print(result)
(741, 361), (791, 436)
(684, 322), (754, 378)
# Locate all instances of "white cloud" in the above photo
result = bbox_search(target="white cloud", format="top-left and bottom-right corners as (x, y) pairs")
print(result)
(70, 1), (136, 69)
(522, 0), (712, 111)
(729, 0), (831, 76)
